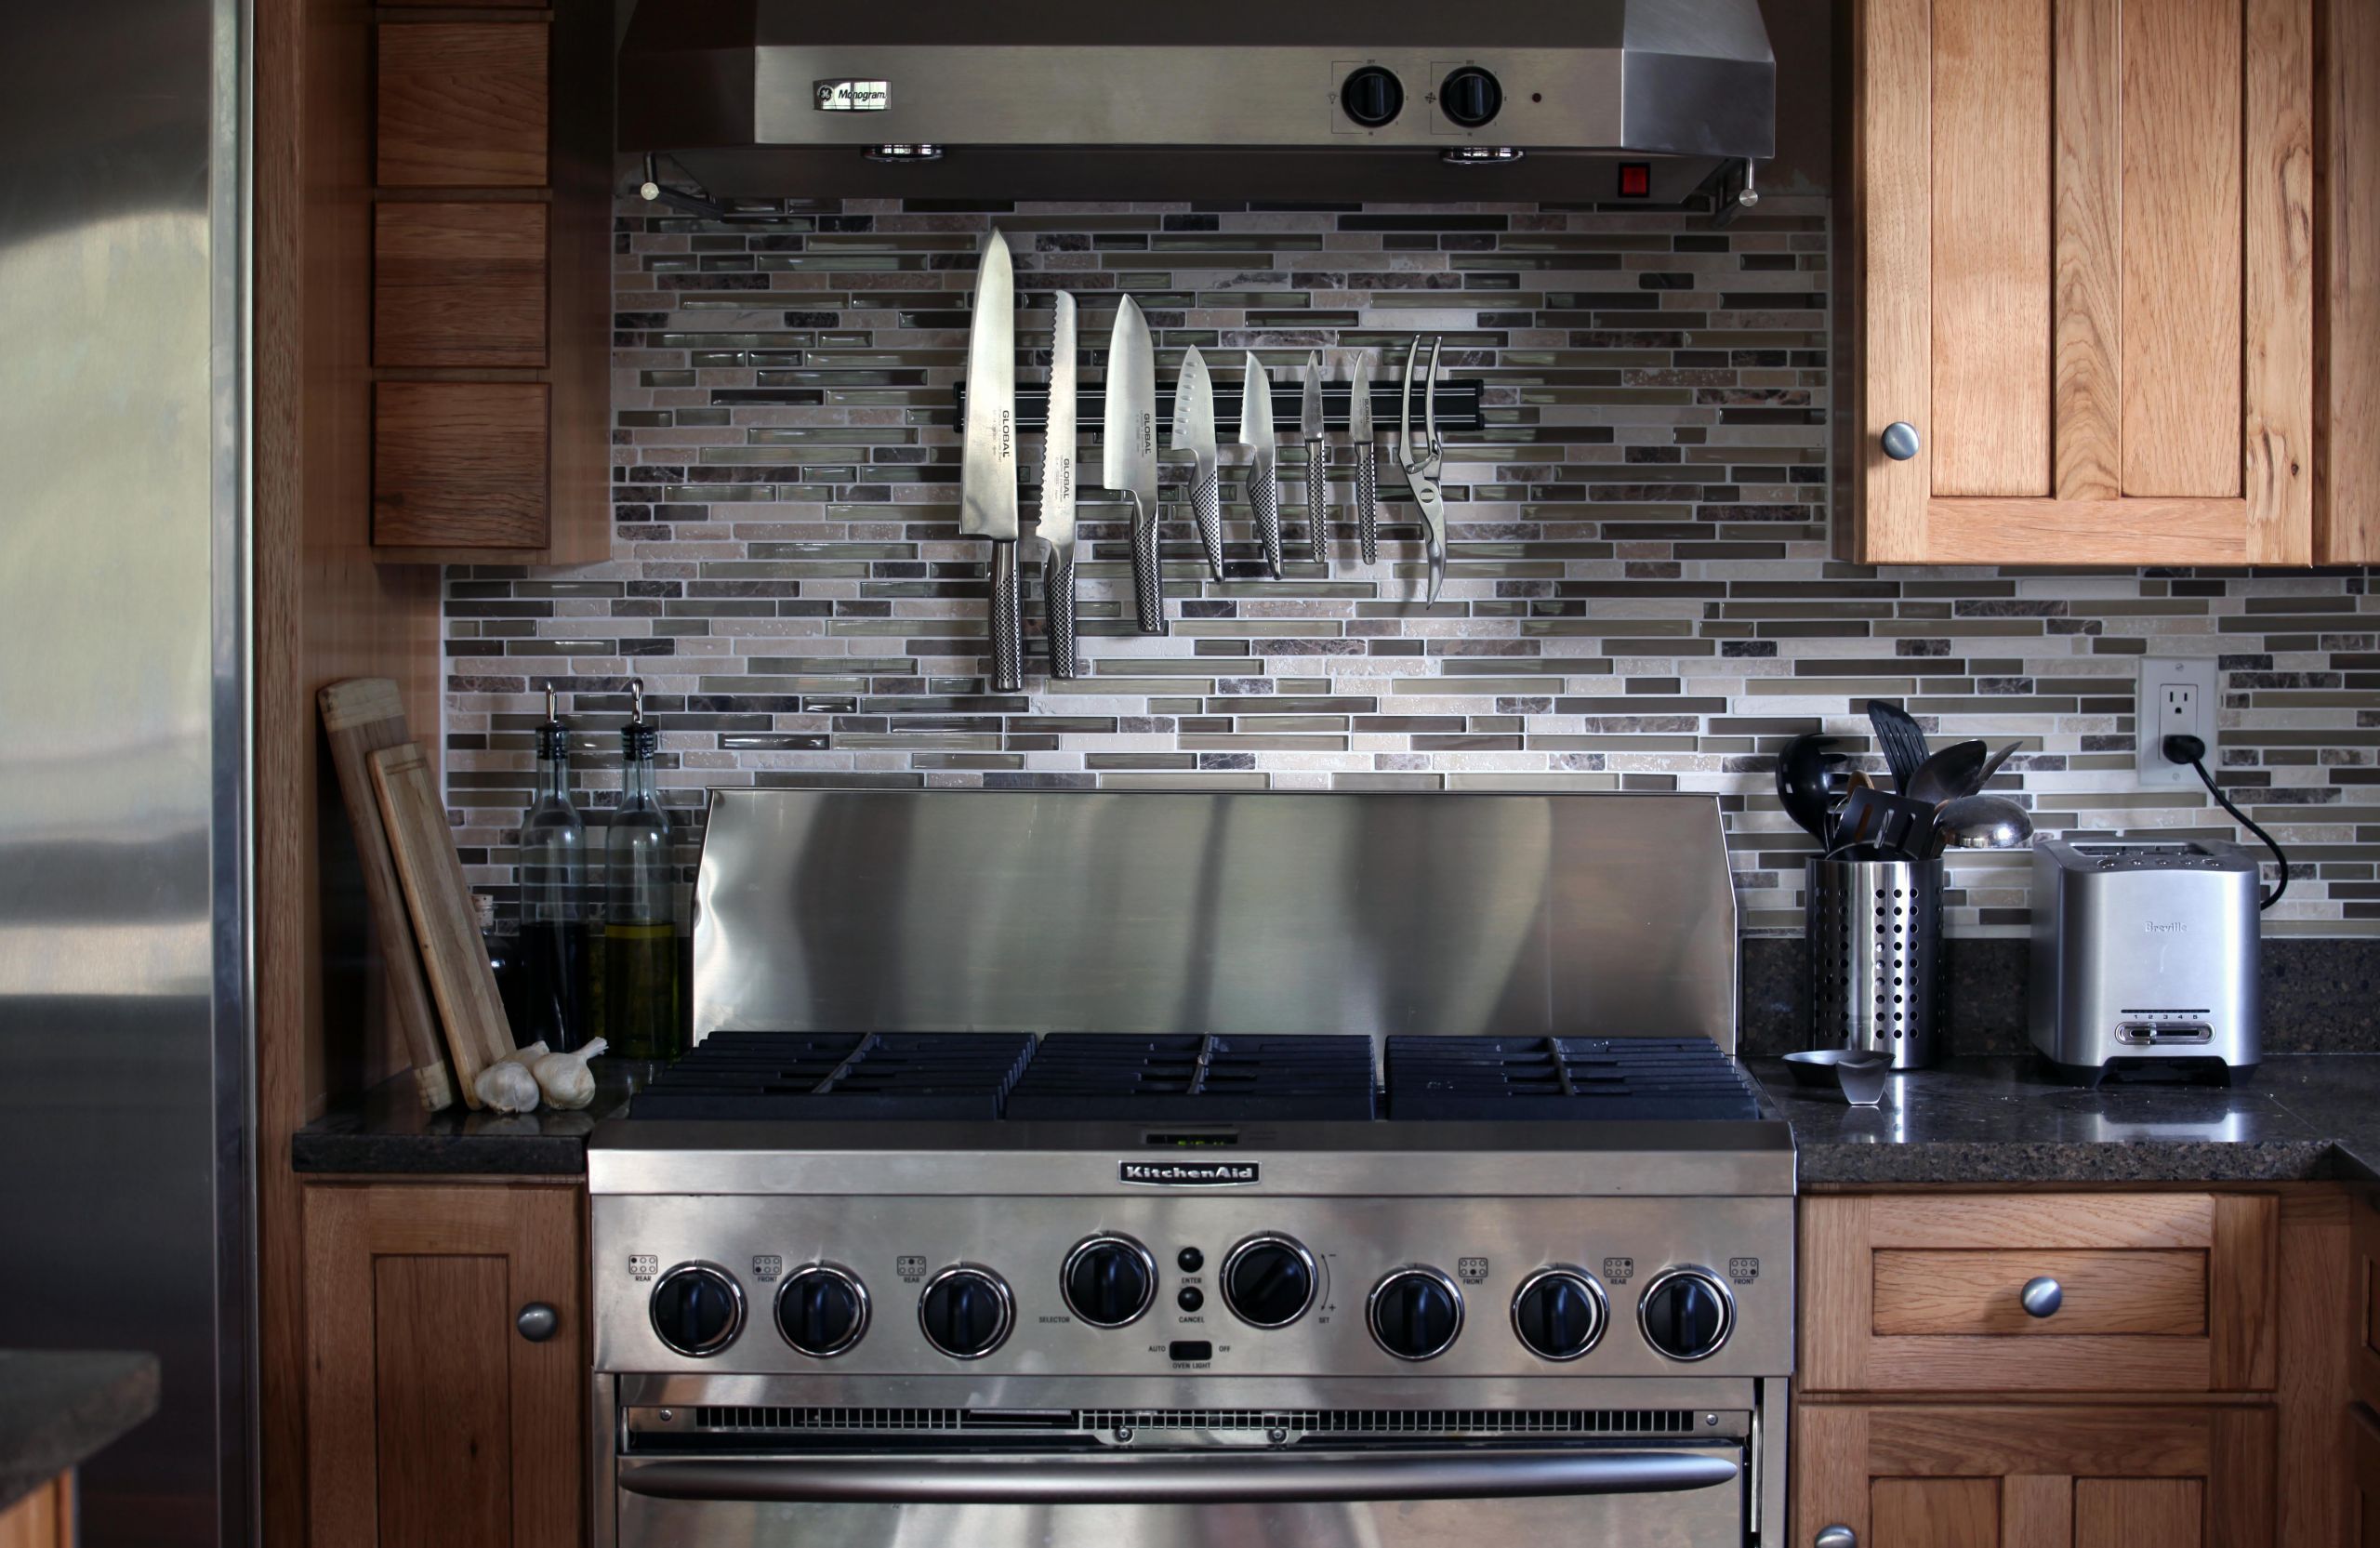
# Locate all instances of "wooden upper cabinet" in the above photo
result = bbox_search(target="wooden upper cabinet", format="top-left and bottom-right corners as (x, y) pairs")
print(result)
(2318, 0), (2380, 562)
(377, 22), (549, 189)
(1837, 0), (2319, 565)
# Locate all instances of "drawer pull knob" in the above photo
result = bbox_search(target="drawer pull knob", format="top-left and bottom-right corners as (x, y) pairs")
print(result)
(1816, 1528), (1858, 1548)
(1880, 422), (1920, 461)
(2020, 1277), (2062, 1318)
(517, 1302), (560, 1343)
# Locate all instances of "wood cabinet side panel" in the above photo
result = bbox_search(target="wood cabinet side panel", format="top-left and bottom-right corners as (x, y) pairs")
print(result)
(2243, 0), (2318, 563)
(2318, 0), (2380, 562)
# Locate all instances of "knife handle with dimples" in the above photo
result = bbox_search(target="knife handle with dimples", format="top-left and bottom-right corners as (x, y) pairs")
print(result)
(1129, 494), (1166, 635)
(1249, 463), (1284, 579)
(989, 540), (1023, 693)
(1305, 446), (1329, 566)
(1043, 549), (1078, 680)
(1191, 465), (1225, 581)
(1355, 443), (1379, 566)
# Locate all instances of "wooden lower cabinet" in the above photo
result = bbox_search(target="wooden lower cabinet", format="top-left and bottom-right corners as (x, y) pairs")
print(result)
(0, 1477), (71, 1548)
(301, 1180), (584, 1547)
(2355, 1407), (2380, 1548)
(1794, 1403), (2275, 1546)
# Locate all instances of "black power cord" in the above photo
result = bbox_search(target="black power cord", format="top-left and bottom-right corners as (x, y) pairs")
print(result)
(2163, 734), (2288, 910)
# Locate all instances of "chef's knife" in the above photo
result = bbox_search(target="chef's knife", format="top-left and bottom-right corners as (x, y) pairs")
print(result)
(1301, 351), (1329, 568)
(1348, 351), (1379, 566)
(1172, 346), (1224, 582)
(962, 229), (1022, 693)
(1040, 292), (1081, 680)
(1241, 352), (1283, 579)
(1102, 297), (1164, 635)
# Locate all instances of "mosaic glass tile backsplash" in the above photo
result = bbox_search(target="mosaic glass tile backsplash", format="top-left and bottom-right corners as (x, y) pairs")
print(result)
(443, 194), (2378, 938)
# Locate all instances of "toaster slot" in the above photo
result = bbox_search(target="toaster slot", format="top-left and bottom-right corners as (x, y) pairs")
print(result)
(2117, 1023), (2214, 1046)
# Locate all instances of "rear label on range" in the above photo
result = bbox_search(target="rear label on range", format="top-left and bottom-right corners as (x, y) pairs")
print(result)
(1603, 1257), (1634, 1283)
(628, 1255), (658, 1281)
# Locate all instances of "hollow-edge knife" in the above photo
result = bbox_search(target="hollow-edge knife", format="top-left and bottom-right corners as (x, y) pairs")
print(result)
(961, 229), (1022, 693)
(1242, 352), (1283, 579)
(1349, 351), (1379, 566)
(1172, 346), (1224, 582)
(1103, 297), (1164, 634)
(1041, 291), (1080, 680)
(1301, 350), (1330, 569)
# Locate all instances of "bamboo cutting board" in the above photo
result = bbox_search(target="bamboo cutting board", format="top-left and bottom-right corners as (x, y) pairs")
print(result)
(368, 741), (516, 1108)
(317, 679), (454, 1110)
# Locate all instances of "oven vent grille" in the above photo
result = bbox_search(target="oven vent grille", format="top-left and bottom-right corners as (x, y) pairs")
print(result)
(683, 1406), (1699, 1436)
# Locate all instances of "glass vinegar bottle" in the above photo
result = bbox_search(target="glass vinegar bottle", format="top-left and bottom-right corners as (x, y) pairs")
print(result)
(517, 687), (591, 1051)
(603, 681), (680, 1067)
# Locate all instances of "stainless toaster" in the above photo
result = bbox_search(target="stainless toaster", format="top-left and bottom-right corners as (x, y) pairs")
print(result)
(2029, 839), (2261, 1085)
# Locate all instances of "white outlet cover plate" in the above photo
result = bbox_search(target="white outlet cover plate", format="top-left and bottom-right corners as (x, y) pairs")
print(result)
(2136, 655), (2220, 787)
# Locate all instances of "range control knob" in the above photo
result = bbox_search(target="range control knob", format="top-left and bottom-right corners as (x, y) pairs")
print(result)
(775, 1264), (868, 1357)
(1341, 66), (1405, 127)
(1222, 1234), (1318, 1329)
(1638, 1267), (1735, 1362)
(649, 1262), (746, 1357)
(1511, 1267), (1608, 1361)
(1063, 1234), (1157, 1329)
(919, 1264), (1014, 1359)
(1368, 1266), (1464, 1361)
(1439, 67), (1503, 128)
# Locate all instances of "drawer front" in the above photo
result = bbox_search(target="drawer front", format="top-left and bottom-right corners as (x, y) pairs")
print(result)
(1802, 1192), (2276, 1394)
(374, 203), (549, 369)
(373, 382), (549, 550)
(377, 22), (549, 188)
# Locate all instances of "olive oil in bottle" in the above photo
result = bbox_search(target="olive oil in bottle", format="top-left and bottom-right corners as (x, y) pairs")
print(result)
(517, 688), (592, 1051)
(604, 681), (680, 1067)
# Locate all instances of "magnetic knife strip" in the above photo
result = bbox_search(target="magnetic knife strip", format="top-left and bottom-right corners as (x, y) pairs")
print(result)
(955, 379), (1486, 435)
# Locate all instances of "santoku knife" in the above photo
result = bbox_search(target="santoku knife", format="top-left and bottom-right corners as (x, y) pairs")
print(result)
(961, 229), (1022, 693)
(1103, 297), (1164, 634)
(1241, 352), (1283, 579)
(1301, 351), (1329, 569)
(1040, 292), (1081, 680)
(1172, 346), (1224, 582)
(1348, 351), (1379, 566)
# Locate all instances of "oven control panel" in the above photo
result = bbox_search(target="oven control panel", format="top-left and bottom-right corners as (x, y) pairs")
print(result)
(591, 1194), (1792, 1380)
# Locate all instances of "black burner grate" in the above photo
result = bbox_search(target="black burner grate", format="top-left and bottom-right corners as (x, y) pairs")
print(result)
(630, 1031), (1035, 1121)
(1382, 1037), (1762, 1122)
(1003, 1034), (1379, 1122)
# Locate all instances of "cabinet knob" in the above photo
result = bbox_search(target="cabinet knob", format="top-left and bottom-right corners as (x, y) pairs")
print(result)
(2021, 1277), (2062, 1318)
(1880, 422), (1920, 461)
(1816, 1528), (1858, 1548)
(516, 1302), (561, 1343)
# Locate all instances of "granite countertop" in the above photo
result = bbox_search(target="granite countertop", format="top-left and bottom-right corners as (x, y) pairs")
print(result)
(297, 1052), (2380, 1189)
(1751, 1052), (2380, 1185)
(0, 1351), (160, 1513)
(292, 1070), (635, 1175)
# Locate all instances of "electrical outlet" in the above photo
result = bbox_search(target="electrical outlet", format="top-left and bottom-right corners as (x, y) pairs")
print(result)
(2135, 655), (2220, 787)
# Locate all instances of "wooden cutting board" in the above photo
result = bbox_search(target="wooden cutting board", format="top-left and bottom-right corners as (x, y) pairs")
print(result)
(368, 740), (516, 1109)
(318, 679), (454, 1110)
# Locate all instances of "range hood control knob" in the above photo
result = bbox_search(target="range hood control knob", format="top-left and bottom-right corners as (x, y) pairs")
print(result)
(775, 1264), (869, 1357)
(1063, 1234), (1157, 1328)
(1638, 1267), (1735, 1362)
(649, 1263), (746, 1357)
(1511, 1267), (1608, 1360)
(1341, 67), (1405, 128)
(1439, 68), (1503, 128)
(1368, 1267), (1464, 1361)
(1222, 1234), (1318, 1328)
(919, 1264), (1014, 1359)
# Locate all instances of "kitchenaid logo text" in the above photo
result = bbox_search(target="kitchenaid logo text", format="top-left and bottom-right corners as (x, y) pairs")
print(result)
(1119, 1161), (1260, 1186)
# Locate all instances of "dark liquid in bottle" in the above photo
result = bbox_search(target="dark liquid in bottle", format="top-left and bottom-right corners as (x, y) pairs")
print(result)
(517, 920), (592, 1053)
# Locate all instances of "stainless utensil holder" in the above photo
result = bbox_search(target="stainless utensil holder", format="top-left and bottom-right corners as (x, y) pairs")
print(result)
(1806, 855), (1944, 1069)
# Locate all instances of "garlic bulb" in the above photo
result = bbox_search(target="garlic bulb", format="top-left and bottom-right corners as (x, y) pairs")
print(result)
(533, 1038), (608, 1110)
(476, 1059), (540, 1114)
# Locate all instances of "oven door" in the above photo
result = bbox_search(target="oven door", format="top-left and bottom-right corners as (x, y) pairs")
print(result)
(615, 1440), (1747, 1547)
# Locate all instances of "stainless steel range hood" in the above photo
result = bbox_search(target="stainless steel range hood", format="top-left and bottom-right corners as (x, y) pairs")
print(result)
(618, 0), (1774, 203)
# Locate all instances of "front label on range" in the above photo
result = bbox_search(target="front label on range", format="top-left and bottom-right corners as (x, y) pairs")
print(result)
(1119, 1160), (1259, 1186)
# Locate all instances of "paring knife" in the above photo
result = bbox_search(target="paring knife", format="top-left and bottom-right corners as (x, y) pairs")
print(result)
(961, 229), (1022, 693)
(1172, 346), (1224, 582)
(1103, 297), (1164, 635)
(1301, 351), (1329, 569)
(1040, 292), (1081, 680)
(1241, 352), (1283, 579)
(1348, 351), (1378, 566)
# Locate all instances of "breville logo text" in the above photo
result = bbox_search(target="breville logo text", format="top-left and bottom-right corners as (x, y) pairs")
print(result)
(1119, 1160), (1260, 1186)
(2145, 920), (2188, 933)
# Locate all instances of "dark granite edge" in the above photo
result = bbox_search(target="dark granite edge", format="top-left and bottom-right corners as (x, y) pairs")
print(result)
(290, 1130), (595, 1176)
(1788, 1138), (2342, 1187)
(0, 1351), (161, 1514)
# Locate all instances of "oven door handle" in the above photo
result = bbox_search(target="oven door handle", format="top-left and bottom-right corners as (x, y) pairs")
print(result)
(618, 1449), (1740, 1504)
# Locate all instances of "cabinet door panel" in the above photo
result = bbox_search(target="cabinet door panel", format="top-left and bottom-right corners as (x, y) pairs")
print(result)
(1876, 1476), (2000, 1547)
(2075, 1477), (2203, 1548)
(377, 23), (548, 188)
(1841, 0), (2313, 563)
(373, 382), (549, 550)
(373, 1255), (511, 1545)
